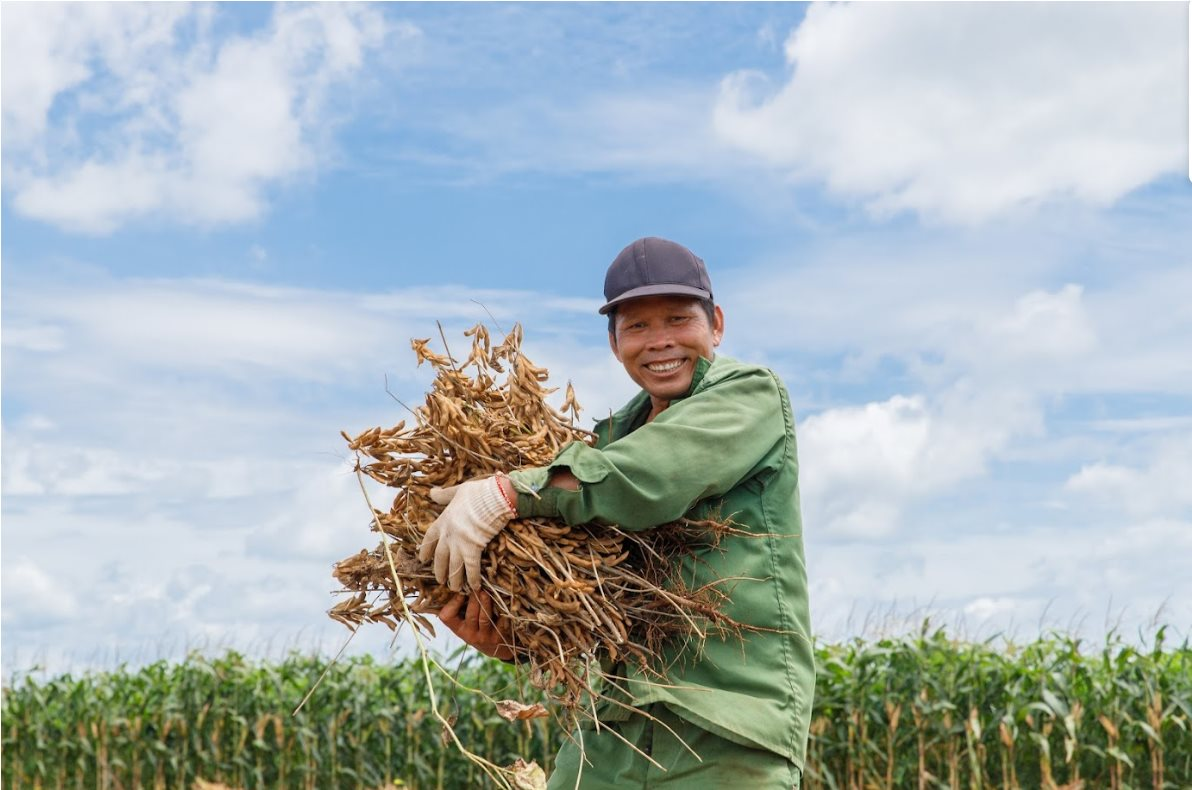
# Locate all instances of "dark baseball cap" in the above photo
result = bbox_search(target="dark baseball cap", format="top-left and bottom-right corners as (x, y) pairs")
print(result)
(598, 237), (713, 315)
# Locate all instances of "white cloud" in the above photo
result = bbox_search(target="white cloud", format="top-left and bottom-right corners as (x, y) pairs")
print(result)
(733, 230), (1189, 541)
(988, 285), (1096, 360)
(798, 386), (1041, 538)
(722, 221), (1192, 399)
(822, 396), (938, 478)
(0, 435), (329, 501)
(3, 275), (602, 389)
(12, 157), (164, 233)
(1, 558), (79, 626)
(245, 463), (387, 561)
(413, 87), (730, 185)
(285, 4), (1184, 225)
(712, 3), (1185, 223)
(721, 253), (1109, 539)
(399, 5), (1184, 222)
(2, 442), (168, 497)
(1, 324), (67, 353)
(1078, 264), (1192, 395)
(808, 519), (1192, 642)
(720, 233), (1065, 366)
(0, 271), (612, 522)
(715, 222), (1191, 541)
(1090, 416), (1192, 434)
(5, 276), (400, 381)
(1065, 435), (1192, 519)
(948, 284), (1104, 392)
(964, 597), (1018, 623)
(1, 4), (404, 234)
(0, 3), (190, 148)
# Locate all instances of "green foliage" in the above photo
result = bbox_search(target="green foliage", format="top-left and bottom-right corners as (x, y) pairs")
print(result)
(1, 647), (551, 790)
(3, 629), (1188, 789)
(805, 626), (1191, 790)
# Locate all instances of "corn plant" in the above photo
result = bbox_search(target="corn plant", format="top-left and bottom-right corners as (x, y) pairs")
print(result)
(802, 626), (1190, 790)
(4, 628), (1188, 789)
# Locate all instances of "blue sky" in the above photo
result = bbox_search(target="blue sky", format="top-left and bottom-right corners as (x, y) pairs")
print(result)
(3, 2), (1190, 674)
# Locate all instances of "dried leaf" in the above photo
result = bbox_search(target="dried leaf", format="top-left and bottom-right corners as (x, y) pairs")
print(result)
(495, 699), (550, 722)
(508, 758), (547, 790)
(439, 713), (457, 747)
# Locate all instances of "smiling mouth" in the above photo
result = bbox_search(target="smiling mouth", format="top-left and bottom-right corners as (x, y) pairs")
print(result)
(645, 359), (685, 373)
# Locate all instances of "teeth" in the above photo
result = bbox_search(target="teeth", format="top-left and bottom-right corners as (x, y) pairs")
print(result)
(646, 360), (683, 373)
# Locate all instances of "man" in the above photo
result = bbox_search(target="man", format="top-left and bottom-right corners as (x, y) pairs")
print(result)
(419, 237), (814, 788)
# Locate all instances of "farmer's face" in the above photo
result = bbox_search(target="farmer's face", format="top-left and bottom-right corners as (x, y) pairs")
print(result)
(609, 295), (724, 409)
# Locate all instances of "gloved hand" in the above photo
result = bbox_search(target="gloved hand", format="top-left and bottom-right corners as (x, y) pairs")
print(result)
(417, 475), (517, 591)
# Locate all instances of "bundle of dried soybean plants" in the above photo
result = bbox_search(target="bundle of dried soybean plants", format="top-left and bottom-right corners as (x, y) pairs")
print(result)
(330, 324), (743, 711)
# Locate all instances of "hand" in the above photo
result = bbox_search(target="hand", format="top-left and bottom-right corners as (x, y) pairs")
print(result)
(417, 475), (517, 591)
(438, 591), (516, 661)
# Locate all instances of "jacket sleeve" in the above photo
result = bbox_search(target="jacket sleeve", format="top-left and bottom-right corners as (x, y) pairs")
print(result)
(508, 366), (787, 531)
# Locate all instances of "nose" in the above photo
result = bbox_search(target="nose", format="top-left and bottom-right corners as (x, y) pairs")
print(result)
(644, 326), (675, 350)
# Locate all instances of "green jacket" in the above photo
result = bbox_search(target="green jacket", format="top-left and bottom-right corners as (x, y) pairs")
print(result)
(509, 355), (814, 769)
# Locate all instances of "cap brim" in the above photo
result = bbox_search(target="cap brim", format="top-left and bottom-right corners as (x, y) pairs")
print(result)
(597, 284), (713, 315)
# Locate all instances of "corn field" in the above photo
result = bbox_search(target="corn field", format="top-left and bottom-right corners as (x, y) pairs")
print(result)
(804, 626), (1190, 790)
(3, 627), (1189, 789)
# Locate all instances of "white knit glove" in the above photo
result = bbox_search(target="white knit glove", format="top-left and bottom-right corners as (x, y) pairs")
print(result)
(417, 475), (517, 592)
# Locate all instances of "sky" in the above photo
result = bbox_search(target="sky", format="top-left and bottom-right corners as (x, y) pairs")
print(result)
(2, 1), (1190, 676)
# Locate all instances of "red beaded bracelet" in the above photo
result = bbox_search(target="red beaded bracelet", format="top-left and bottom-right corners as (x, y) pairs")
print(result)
(494, 473), (518, 516)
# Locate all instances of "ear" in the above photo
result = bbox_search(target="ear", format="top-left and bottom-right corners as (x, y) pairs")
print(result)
(608, 330), (622, 361)
(711, 305), (725, 347)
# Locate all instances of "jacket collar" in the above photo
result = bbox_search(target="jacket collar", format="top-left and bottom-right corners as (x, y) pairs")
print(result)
(596, 355), (716, 443)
